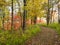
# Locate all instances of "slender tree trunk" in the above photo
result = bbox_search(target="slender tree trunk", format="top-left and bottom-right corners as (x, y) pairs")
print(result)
(32, 0), (37, 24)
(51, 5), (53, 23)
(31, 18), (32, 24)
(22, 0), (26, 30)
(34, 15), (37, 24)
(2, 12), (4, 30)
(47, 0), (50, 25)
(58, 1), (60, 24)
(40, 17), (41, 23)
(11, 0), (13, 29)
(2, 6), (5, 30)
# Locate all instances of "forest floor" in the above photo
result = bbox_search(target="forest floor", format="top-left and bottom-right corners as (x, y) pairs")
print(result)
(25, 26), (60, 45)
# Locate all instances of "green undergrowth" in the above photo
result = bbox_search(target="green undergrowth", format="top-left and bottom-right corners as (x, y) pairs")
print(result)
(40, 23), (60, 35)
(0, 24), (41, 45)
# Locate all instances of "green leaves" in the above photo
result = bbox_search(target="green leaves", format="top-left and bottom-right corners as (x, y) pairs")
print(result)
(41, 23), (60, 35)
(0, 24), (40, 45)
(26, 0), (48, 19)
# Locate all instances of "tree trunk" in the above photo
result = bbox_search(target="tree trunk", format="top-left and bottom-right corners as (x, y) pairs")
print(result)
(2, 6), (5, 30)
(31, 18), (32, 25)
(34, 16), (37, 24)
(50, 6), (53, 23)
(47, 0), (50, 25)
(22, 0), (26, 30)
(11, 0), (13, 30)
(2, 13), (4, 30)
(58, 2), (60, 24)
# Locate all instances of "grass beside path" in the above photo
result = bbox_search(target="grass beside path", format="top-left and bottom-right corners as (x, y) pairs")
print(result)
(40, 23), (60, 35)
(25, 26), (59, 45)
(0, 24), (41, 45)
(40, 23), (60, 45)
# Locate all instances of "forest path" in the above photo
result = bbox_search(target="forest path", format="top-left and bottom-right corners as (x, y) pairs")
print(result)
(25, 26), (60, 45)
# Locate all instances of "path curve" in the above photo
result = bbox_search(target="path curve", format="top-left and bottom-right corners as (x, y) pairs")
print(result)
(25, 26), (59, 45)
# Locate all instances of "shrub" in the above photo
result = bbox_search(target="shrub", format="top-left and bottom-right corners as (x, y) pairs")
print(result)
(41, 23), (60, 35)
(0, 24), (40, 45)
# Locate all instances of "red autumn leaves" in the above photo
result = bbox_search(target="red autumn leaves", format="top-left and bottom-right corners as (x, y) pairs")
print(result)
(3, 15), (44, 30)
(4, 15), (21, 30)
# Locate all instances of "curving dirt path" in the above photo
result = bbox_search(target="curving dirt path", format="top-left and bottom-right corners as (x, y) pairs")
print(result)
(25, 26), (60, 45)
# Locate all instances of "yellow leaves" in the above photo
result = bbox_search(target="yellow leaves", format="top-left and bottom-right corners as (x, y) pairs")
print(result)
(26, 0), (47, 18)
(5, 9), (9, 16)
(0, 0), (7, 6)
